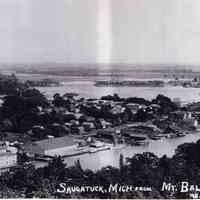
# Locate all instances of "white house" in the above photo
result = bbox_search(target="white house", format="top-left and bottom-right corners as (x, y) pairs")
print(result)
(0, 153), (17, 169)
(0, 142), (17, 169)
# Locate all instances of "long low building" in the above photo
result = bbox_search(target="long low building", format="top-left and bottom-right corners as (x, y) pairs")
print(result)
(24, 136), (78, 157)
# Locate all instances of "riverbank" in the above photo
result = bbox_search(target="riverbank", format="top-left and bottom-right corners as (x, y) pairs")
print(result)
(33, 130), (200, 170)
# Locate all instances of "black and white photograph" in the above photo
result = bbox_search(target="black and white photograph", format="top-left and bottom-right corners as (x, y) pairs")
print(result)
(0, 0), (200, 198)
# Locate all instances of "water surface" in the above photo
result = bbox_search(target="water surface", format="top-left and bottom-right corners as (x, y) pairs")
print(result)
(35, 132), (200, 171)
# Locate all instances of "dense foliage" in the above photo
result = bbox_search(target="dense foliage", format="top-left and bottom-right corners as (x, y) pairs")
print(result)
(0, 140), (200, 198)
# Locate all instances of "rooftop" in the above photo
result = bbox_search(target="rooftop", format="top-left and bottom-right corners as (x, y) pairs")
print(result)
(31, 136), (76, 151)
(0, 152), (16, 157)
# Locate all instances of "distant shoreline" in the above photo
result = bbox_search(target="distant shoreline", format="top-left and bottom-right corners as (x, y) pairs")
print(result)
(95, 80), (165, 87)
(94, 79), (200, 88)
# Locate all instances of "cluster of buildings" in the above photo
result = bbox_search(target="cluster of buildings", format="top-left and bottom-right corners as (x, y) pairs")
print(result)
(167, 77), (200, 88)
(34, 97), (147, 136)
(0, 92), (200, 170)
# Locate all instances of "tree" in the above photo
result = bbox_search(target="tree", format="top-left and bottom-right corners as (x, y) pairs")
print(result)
(152, 94), (178, 114)
(0, 73), (25, 95)
(119, 154), (126, 181)
(17, 152), (30, 165)
(45, 156), (66, 181)
(6, 164), (41, 191)
(133, 108), (153, 122)
(21, 88), (49, 108)
(1, 88), (48, 131)
(52, 93), (70, 109)
(101, 93), (121, 102)
(125, 97), (151, 105)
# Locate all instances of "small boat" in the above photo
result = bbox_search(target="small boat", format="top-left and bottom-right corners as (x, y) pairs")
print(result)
(176, 132), (186, 137)
(165, 133), (178, 139)
(128, 140), (149, 146)
(35, 156), (52, 162)
(89, 142), (105, 148)
(136, 141), (149, 146)
(89, 146), (111, 153)
(149, 135), (161, 140)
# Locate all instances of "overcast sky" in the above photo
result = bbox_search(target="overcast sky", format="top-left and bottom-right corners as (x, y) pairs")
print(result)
(1, 0), (200, 65)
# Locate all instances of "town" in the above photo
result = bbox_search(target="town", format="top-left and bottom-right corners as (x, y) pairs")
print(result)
(0, 73), (199, 170)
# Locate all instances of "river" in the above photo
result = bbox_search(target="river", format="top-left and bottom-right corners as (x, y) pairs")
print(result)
(13, 72), (200, 170)
(34, 132), (200, 171)
(36, 81), (200, 104)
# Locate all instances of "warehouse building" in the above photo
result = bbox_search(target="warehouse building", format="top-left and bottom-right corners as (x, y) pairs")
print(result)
(24, 136), (77, 157)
